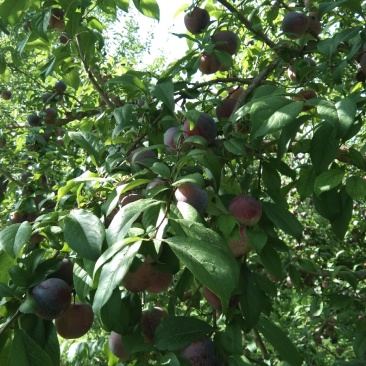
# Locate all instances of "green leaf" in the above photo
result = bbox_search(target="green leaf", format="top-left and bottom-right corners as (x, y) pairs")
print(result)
(297, 166), (316, 200)
(155, 317), (213, 351)
(257, 317), (304, 366)
(336, 97), (357, 139)
(108, 74), (147, 95)
(106, 199), (160, 246)
(0, 251), (16, 281)
(113, 104), (136, 136)
(115, 0), (130, 11)
(259, 243), (283, 279)
(217, 322), (243, 355)
(0, 222), (32, 258)
(314, 169), (344, 196)
(240, 268), (267, 330)
(8, 329), (54, 366)
(164, 232), (239, 312)
(224, 138), (247, 156)
(262, 202), (303, 240)
(132, 0), (160, 21)
(0, 0), (31, 26)
(63, 209), (105, 261)
(346, 176), (366, 200)
(69, 131), (104, 167)
(93, 240), (141, 315)
(353, 331), (366, 360)
(246, 230), (267, 254)
(310, 123), (339, 174)
(152, 79), (175, 111)
(250, 96), (303, 138)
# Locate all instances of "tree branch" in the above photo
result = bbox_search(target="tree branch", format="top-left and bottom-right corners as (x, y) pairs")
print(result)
(75, 35), (114, 109)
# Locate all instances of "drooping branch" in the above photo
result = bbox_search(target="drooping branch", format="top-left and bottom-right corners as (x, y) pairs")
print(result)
(0, 168), (23, 187)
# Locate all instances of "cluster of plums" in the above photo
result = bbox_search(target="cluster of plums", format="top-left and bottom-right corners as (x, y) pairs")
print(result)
(30, 258), (94, 339)
(26, 80), (67, 127)
(184, 7), (239, 74)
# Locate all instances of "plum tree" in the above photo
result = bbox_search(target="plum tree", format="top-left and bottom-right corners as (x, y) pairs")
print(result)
(146, 271), (173, 293)
(120, 193), (143, 207)
(184, 7), (210, 34)
(141, 306), (168, 343)
(295, 88), (317, 110)
(59, 33), (69, 44)
(164, 126), (179, 150)
(1, 90), (12, 100)
(212, 30), (239, 55)
(43, 108), (57, 125)
(121, 262), (158, 292)
(180, 337), (221, 366)
(55, 303), (94, 339)
(216, 97), (236, 121)
(199, 52), (221, 74)
(47, 258), (74, 287)
(202, 287), (240, 311)
(175, 182), (208, 214)
(228, 226), (251, 258)
(282, 11), (309, 39)
(49, 8), (65, 30)
(128, 147), (156, 165)
(26, 113), (41, 127)
(54, 80), (67, 94)
(41, 92), (54, 104)
(287, 57), (316, 82)
(307, 15), (321, 36)
(228, 194), (262, 226)
(31, 278), (72, 320)
(183, 112), (217, 143)
(108, 332), (130, 361)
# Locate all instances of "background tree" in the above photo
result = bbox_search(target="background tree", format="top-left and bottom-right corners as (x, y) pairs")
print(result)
(1, 0), (366, 365)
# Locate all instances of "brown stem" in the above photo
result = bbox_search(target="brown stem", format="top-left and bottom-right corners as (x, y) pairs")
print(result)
(126, 110), (165, 156)
(232, 58), (281, 115)
(0, 168), (23, 187)
(215, 0), (276, 49)
(0, 310), (21, 336)
(75, 35), (114, 108)
(252, 327), (268, 358)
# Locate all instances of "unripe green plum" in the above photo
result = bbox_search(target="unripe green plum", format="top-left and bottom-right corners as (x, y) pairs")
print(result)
(184, 7), (210, 34)
(141, 307), (168, 343)
(183, 112), (217, 143)
(175, 183), (208, 214)
(228, 194), (262, 226)
(31, 278), (72, 320)
(55, 302), (94, 339)
(108, 332), (130, 361)
(212, 30), (239, 55)
(282, 11), (309, 39)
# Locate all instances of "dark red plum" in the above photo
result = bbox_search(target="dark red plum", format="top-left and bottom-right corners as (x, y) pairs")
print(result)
(31, 278), (72, 320)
